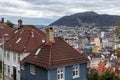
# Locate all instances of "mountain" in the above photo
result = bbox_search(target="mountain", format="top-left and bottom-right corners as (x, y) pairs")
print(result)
(50, 11), (120, 27)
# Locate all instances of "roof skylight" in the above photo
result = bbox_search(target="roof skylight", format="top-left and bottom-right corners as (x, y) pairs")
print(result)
(35, 48), (41, 55)
(31, 31), (34, 37)
(16, 38), (22, 43)
(14, 30), (18, 34)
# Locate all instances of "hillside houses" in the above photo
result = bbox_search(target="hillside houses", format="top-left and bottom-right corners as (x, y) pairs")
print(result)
(0, 19), (46, 80)
(0, 20), (88, 80)
(20, 27), (88, 80)
(0, 18), (14, 61)
(52, 25), (120, 76)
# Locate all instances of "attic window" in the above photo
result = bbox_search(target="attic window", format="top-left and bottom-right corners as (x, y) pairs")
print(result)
(35, 48), (41, 55)
(16, 38), (22, 43)
(31, 31), (34, 37)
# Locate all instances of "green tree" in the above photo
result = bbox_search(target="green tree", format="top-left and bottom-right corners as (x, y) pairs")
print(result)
(100, 71), (120, 80)
(114, 20), (120, 42)
(6, 20), (14, 28)
(114, 20), (120, 57)
(88, 71), (120, 80)
(115, 49), (120, 58)
(88, 72), (100, 80)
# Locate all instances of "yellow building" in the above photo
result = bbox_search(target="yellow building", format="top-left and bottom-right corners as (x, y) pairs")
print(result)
(90, 37), (102, 52)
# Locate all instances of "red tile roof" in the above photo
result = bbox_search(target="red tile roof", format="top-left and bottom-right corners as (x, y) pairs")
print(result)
(96, 61), (106, 75)
(0, 22), (14, 40)
(96, 61), (114, 75)
(4, 25), (46, 52)
(21, 37), (88, 69)
(116, 66), (120, 76)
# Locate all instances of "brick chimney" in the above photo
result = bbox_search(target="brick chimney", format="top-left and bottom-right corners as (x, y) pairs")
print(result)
(1, 18), (4, 23)
(18, 19), (22, 28)
(45, 27), (55, 45)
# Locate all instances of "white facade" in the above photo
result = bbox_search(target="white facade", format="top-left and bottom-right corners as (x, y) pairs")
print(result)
(101, 31), (104, 38)
(114, 43), (120, 49)
(2, 48), (29, 80)
(102, 39), (114, 48)
(90, 58), (104, 68)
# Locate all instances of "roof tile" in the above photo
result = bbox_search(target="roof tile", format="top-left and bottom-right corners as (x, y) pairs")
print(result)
(21, 37), (88, 69)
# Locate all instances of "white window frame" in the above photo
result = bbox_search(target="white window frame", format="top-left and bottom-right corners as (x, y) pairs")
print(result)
(13, 53), (16, 61)
(4, 50), (6, 58)
(8, 65), (10, 75)
(21, 65), (24, 70)
(4, 64), (6, 72)
(57, 67), (65, 80)
(18, 54), (20, 62)
(30, 65), (36, 75)
(7, 51), (10, 60)
(73, 65), (79, 79)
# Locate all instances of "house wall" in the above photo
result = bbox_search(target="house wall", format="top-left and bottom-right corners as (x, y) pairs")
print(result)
(21, 63), (48, 80)
(3, 49), (29, 80)
(0, 47), (3, 61)
(102, 39), (114, 48)
(21, 63), (87, 80)
(4, 50), (20, 80)
(90, 58), (104, 68)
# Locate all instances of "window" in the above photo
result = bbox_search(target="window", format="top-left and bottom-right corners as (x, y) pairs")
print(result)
(8, 65), (10, 75)
(21, 65), (24, 70)
(30, 65), (35, 75)
(73, 65), (79, 78)
(4, 64), (6, 72)
(57, 67), (64, 80)
(13, 53), (16, 61)
(4, 50), (6, 58)
(7, 52), (10, 60)
(18, 54), (20, 62)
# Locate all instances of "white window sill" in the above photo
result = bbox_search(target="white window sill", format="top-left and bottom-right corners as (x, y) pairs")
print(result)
(73, 76), (80, 79)
(30, 72), (36, 75)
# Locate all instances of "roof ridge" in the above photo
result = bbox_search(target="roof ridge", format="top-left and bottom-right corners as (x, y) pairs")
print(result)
(48, 45), (52, 68)
(23, 30), (32, 52)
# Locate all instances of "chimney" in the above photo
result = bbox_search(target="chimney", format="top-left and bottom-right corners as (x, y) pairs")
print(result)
(45, 27), (55, 44)
(18, 19), (22, 28)
(1, 18), (4, 23)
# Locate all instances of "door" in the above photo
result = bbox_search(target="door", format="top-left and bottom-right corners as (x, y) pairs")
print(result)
(13, 66), (16, 80)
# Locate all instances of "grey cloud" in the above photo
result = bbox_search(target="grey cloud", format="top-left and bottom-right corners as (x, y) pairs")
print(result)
(0, 0), (120, 25)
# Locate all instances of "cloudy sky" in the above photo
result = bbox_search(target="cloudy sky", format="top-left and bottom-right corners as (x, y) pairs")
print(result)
(0, 0), (120, 25)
